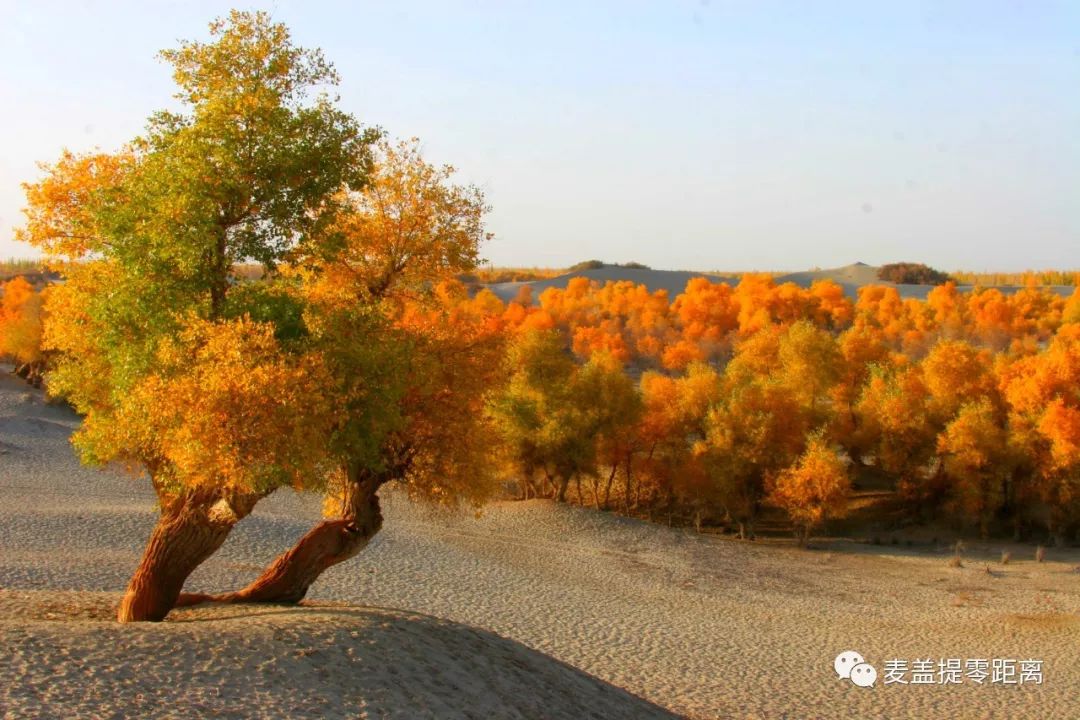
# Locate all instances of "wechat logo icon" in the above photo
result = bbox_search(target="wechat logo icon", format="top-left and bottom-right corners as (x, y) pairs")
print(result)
(834, 651), (876, 688)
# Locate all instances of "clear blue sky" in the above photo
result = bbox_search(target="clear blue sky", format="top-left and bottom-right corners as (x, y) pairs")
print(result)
(2, 1), (1077, 271)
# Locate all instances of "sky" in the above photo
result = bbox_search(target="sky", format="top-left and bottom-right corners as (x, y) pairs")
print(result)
(1, 1), (1077, 271)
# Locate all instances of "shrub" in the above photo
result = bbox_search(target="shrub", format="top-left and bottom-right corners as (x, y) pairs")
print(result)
(877, 262), (952, 285)
(568, 260), (605, 272)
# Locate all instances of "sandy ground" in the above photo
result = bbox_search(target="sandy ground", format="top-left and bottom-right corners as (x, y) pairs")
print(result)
(2, 369), (1080, 719)
(485, 262), (1077, 303)
(1, 592), (674, 720)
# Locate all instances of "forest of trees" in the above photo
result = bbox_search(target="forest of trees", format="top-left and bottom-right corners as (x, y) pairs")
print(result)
(3, 12), (1080, 624)
(484, 274), (1080, 546)
(9, 253), (1080, 549)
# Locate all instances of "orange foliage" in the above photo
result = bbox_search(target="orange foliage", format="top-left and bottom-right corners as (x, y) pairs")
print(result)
(16, 150), (133, 261)
(766, 434), (850, 544)
(0, 277), (45, 368)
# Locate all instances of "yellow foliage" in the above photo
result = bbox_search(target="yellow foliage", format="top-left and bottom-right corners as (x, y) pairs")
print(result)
(937, 399), (1009, 536)
(766, 435), (850, 543)
(77, 316), (334, 495)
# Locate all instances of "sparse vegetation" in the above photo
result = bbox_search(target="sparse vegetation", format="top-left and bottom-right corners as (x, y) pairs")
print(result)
(567, 260), (606, 272)
(952, 270), (1080, 287)
(877, 262), (952, 285)
(466, 266), (563, 284)
(466, 260), (653, 285)
(0, 258), (42, 279)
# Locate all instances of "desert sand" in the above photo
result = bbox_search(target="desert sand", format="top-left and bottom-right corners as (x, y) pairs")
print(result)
(2, 369), (1080, 719)
(485, 262), (1077, 303)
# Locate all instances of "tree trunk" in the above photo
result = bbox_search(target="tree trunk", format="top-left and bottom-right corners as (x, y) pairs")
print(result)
(13, 361), (44, 388)
(624, 457), (636, 513)
(209, 226), (228, 319)
(602, 463), (617, 510)
(521, 474), (538, 500)
(202, 471), (383, 605)
(117, 488), (262, 623)
(556, 476), (570, 503)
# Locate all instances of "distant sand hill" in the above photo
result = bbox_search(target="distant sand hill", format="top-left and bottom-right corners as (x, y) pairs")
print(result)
(485, 262), (1076, 303)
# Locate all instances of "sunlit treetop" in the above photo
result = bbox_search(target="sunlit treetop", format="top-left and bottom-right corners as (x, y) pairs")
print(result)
(302, 138), (489, 307)
(22, 10), (378, 323)
(161, 10), (339, 110)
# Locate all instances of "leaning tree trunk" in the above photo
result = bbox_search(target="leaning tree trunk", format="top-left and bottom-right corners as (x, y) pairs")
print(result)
(117, 488), (263, 623)
(203, 470), (383, 605)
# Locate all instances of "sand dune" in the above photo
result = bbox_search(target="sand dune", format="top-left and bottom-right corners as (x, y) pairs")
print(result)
(775, 263), (1076, 301)
(1, 593), (676, 720)
(485, 262), (1076, 303)
(775, 261), (905, 298)
(3, 371), (1080, 719)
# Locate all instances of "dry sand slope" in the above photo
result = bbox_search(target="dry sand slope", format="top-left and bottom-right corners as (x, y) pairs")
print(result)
(2, 370), (1080, 720)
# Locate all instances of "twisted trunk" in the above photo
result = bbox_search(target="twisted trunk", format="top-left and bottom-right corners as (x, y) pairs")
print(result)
(118, 488), (262, 622)
(12, 360), (45, 388)
(201, 469), (383, 605)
